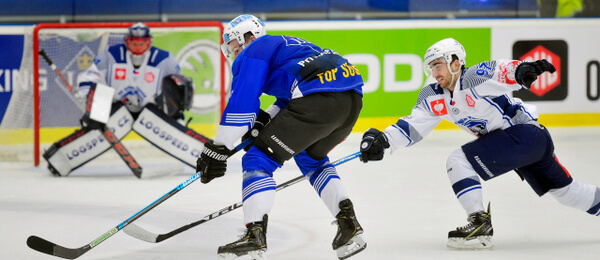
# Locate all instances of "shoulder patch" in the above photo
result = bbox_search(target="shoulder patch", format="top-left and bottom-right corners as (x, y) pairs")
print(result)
(147, 47), (170, 67)
(108, 44), (127, 64)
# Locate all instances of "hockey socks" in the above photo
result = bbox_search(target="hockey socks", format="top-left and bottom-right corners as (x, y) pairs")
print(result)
(306, 163), (350, 216)
(447, 149), (485, 215)
(549, 180), (600, 216)
(242, 170), (276, 224)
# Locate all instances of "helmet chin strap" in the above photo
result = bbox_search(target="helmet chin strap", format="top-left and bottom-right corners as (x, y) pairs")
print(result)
(447, 61), (460, 89)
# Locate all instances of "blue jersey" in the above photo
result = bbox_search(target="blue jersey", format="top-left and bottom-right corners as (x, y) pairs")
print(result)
(215, 35), (364, 148)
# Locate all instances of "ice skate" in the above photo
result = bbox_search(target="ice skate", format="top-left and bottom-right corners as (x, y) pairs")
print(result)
(218, 215), (268, 260)
(447, 202), (494, 250)
(332, 199), (367, 259)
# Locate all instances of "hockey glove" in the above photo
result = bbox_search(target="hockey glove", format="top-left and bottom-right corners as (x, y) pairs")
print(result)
(241, 109), (271, 151)
(515, 59), (556, 89)
(197, 142), (231, 184)
(359, 128), (390, 163)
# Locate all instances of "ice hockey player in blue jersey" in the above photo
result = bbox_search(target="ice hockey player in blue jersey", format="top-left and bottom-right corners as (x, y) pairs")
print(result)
(359, 38), (600, 250)
(196, 14), (366, 259)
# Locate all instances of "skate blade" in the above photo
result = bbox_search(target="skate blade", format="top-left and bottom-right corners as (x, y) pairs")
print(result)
(447, 236), (495, 250)
(218, 249), (267, 260)
(337, 234), (367, 260)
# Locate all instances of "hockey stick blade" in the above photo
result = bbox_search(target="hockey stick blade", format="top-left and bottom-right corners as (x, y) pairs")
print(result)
(26, 139), (253, 259)
(27, 235), (83, 259)
(124, 151), (361, 243)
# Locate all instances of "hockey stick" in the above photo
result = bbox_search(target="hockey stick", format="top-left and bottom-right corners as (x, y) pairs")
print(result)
(26, 138), (253, 259)
(103, 128), (143, 178)
(123, 151), (361, 243)
(39, 49), (81, 99)
(39, 49), (145, 178)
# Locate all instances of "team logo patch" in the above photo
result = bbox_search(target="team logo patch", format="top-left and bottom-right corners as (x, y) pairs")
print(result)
(498, 61), (519, 84)
(466, 94), (476, 107)
(430, 99), (447, 116)
(145, 72), (155, 83)
(115, 68), (126, 80)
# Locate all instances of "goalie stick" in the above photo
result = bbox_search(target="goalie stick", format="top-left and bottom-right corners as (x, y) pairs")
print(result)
(123, 151), (361, 243)
(26, 138), (253, 259)
(39, 49), (145, 178)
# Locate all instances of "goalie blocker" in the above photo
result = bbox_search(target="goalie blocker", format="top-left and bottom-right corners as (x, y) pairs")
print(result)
(43, 104), (210, 176)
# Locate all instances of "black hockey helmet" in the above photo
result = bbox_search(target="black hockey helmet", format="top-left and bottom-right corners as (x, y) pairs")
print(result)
(156, 74), (195, 117)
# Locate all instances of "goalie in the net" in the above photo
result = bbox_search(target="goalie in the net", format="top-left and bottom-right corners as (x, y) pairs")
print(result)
(42, 22), (210, 177)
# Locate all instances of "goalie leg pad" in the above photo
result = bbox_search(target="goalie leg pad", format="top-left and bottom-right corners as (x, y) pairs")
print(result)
(43, 105), (134, 176)
(132, 104), (209, 168)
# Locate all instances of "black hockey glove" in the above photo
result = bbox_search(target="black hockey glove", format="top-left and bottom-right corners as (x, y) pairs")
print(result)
(241, 109), (271, 151)
(515, 59), (556, 89)
(197, 142), (231, 184)
(359, 128), (390, 163)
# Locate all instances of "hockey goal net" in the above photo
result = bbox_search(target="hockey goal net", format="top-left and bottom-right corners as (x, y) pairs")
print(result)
(0, 22), (228, 166)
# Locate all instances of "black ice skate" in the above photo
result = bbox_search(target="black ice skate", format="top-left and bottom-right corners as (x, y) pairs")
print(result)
(447, 202), (494, 250)
(218, 214), (268, 260)
(332, 199), (367, 259)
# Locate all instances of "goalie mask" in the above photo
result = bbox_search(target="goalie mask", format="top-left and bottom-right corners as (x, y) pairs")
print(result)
(221, 14), (266, 58)
(125, 22), (153, 55)
(423, 38), (466, 77)
(156, 74), (195, 118)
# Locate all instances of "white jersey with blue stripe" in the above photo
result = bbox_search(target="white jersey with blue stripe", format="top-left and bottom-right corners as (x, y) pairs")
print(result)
(384, 59), (539, 152)
(215, 35), (364, 149)
(77, 44), (181, 113)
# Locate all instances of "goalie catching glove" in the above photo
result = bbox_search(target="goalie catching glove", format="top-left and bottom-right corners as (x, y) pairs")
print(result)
(515, 59), (556, 89)
(197, 142), (231, 184)
(359, 128), (390, 163)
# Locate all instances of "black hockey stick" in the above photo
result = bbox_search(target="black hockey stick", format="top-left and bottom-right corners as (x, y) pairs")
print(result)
(40, 49), (145, 178)
(40, 49), (77, 94)
(123, 151), (361, 243)
(26, 138), (253, 259)
(103, 128), (143, 178)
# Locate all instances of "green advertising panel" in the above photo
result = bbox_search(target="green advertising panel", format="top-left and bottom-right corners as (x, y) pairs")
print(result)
(153, 31), (223, 126)
(270, 28), (491, 118)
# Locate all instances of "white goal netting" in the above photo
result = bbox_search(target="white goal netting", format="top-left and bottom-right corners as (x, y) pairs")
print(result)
(0, 22), (229, 166)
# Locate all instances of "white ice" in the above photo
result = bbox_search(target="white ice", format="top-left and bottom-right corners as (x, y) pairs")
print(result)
(2, 127), (600, 260)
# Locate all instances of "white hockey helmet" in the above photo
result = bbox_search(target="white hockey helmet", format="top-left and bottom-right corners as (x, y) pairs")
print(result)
(221, 14), (267, 58)
(423, 38), (466, 76)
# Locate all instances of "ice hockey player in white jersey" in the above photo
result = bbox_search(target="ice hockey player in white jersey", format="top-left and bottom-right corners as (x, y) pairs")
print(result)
(197, 14), (366, 259)
(42, 23), (211, 177)
(359, 38), (600, 250)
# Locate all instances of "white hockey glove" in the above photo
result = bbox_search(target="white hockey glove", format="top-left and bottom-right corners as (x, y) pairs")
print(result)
(359, 128), (390, 163)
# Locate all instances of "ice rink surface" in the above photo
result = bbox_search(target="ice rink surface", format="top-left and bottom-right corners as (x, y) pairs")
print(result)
(2, 127), (600, 260)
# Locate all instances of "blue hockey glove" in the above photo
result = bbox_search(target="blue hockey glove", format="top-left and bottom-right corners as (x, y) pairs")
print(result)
(241, 109), (271, 151)
(359, 128), (390, 163)
(515, 59), (556, 89)
(197, 142), (230, 184)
